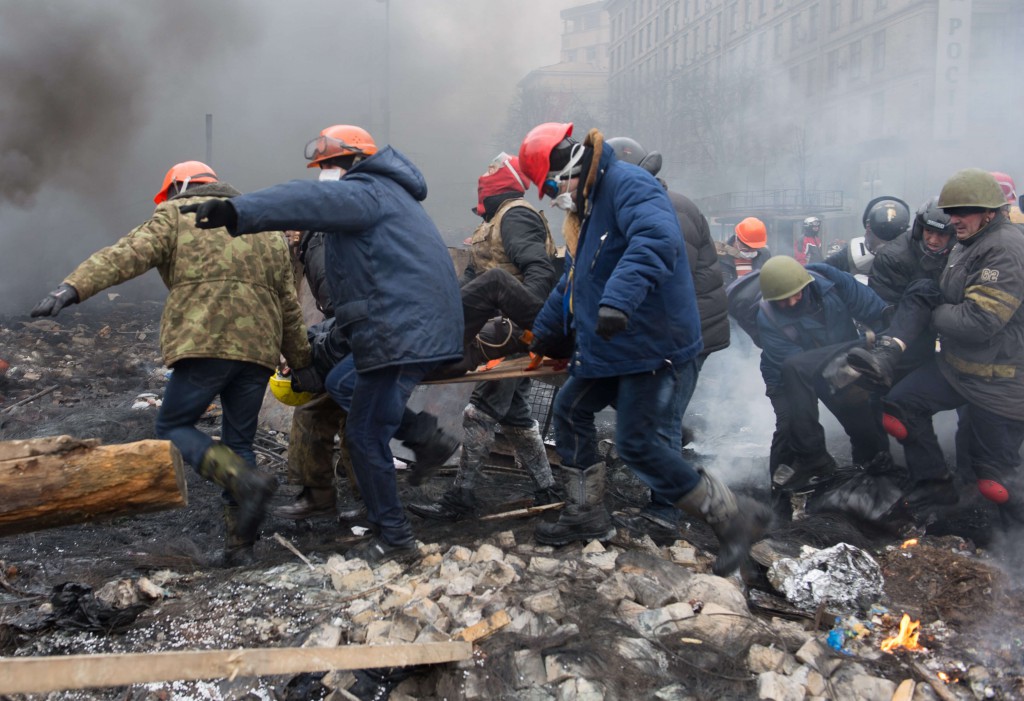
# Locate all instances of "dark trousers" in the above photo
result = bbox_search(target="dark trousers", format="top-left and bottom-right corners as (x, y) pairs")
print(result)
(885, 359), (1024, 486)
(769, 342), (888, 473)
(553, 360), (702, 500)
(325, 355), (437, 545)
(155, 358), (269, 471)
(470, 377), (534, 427)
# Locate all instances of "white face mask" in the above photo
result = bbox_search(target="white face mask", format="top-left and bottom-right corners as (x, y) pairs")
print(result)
(552, 191), (577, 212)
(318, 168), (343, 182)
(737, 249), (758, 259)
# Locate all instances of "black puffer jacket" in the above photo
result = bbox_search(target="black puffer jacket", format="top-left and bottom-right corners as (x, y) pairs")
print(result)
(298, 230), (333, 316)
(869, 231), (947, 304)
(668, 190), (729, 356)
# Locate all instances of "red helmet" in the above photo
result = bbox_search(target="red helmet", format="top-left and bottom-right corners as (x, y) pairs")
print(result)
(475, 153), (527, 215)
(518, 122), (573, 198)
(155, 160), (217, 204)
(305, 124), (378, 169)
(991, 171), (1017, 205)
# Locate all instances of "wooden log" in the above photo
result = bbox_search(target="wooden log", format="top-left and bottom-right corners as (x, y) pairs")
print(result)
(0, 641), (472, 694)
(0, 435), (187, 536)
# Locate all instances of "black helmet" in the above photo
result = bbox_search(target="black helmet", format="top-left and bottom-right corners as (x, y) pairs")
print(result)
(606, 136), (663, 176)
(862, 196), (910, 242)
(802, 216), (822, 234)
(912, 197), (954, 258)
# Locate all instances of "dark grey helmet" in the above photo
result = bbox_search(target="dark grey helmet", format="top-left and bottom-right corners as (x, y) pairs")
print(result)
(862, 196), (911, 242)
(912, 196), (954, 258)
(607, 136), (663, 176)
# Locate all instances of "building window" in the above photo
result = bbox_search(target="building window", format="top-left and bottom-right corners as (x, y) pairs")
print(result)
(790, 12), (800, 50)
(773, 22), (782, 56)
(872, 29), (885, 71)
(586, 47), (597, 62)
(829, 0), (841, 31)
(808, 4), (818, 41)
(806, 61), (815, 96)
(852, 0), (863, 21)
(567, 49), (577, 62)
(849, 40), (862, 79)
(760, 0), (767, 16)
(826, 49), (839, 87)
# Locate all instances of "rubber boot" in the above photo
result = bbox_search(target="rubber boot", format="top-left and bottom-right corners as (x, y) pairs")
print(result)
(272, 486), (336, 520)
(677, 469), (771, 576)
(503, 420), (557, 494)
(222, 505), (256, 567)
(198, 444), (277, 543)
(847, 336), (904, 390)
(407, 487), (479, 521)
(534, 463), (615, 545)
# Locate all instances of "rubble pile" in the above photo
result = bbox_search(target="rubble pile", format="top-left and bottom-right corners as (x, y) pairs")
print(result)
(2, 305), (1024, 700)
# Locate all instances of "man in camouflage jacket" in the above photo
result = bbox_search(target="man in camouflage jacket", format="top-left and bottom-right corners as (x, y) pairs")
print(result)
(31, 161), (314, 565)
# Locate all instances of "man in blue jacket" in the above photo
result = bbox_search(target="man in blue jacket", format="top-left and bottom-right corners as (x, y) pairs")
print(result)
(517, 122), (769, 577)
(755, 256), (891, 510)
(184, 124), (463, 565)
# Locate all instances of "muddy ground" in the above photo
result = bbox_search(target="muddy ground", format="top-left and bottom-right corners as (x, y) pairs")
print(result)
(2, 304), (1024, 700)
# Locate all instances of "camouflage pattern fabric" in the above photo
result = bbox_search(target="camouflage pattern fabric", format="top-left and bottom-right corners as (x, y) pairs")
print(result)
(63, 183), (310, 371)
(288, 393), (359, 499)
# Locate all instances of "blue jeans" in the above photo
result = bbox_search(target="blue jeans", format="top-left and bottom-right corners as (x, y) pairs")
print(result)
(553, 359), (702, 502)
(155, 358), (269, 471)
(326, 355), (437, 545)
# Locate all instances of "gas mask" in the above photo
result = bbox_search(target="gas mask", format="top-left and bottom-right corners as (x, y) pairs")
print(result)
(318, 168), (343, 182)
(547, 143), (584, 212)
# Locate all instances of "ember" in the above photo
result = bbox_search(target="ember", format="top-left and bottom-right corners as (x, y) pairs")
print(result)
(880, 613), (924, 653)
(937, 670), (959, 684)
(900, 538), (918, 549)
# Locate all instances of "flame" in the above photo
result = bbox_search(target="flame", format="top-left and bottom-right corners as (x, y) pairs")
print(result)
(880, 614), (923, 652)
(900, 538), (918, 549)
(937, 671), (959, 684)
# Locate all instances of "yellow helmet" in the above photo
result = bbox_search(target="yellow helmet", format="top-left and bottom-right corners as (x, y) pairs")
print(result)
(269, 371), (314, 406)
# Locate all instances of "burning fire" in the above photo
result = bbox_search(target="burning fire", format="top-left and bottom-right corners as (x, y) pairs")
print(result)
(937, 671), (959, 684)
(900, 538), (918, 549)
(880, 614), (923, 653)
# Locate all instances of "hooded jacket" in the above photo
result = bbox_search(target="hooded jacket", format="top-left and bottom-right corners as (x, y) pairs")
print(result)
(869, 230), (948, 304)
(757, 264), (888, 392)
(228, 146), (463, 373)
(668, 190), (729, 357)
(933, 214), (1024, 419)
(531, 130), (703, 378)
(64, 182), (310, 372)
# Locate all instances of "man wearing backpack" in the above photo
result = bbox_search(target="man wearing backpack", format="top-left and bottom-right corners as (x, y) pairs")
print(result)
(754, 256), (892, 514)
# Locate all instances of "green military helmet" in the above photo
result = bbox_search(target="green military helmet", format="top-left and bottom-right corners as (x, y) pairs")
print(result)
(937, 168), (1007, 210)
(759, 255), (813, 301)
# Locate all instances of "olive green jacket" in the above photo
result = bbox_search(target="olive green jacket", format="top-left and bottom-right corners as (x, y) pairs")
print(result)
(64, 182), (311, 371)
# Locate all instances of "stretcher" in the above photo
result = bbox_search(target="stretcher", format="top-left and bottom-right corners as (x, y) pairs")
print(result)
(421, 355), (568, 385)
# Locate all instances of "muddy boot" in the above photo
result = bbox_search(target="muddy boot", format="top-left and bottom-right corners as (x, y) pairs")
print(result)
(533, 485), (564, 506)
(677, 469), (771, 577)
(504, 420), (556, 495)
(847, 336), (904, 390)
(405, 427), (461, 486)
(407, 487), (479, 521)
(272, 486), (336, 520)
(198, 444), (277, 543)
(535, 463), (616, 545)
(222, 505), (256, 567)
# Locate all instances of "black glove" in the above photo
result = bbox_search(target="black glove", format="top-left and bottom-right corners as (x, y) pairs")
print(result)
(31, 283), (79, 318)
(179, 199), (239, 235)
(595, 305), (629, 340)
(529, 331), (574, 360)
(290, 365), (324, 395)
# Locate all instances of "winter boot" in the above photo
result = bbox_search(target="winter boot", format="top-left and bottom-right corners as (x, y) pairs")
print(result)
(772, 452), (838, 494)
(272, 486), (336, 520)
(198, 444), (277, 543)
(847, 336), (904, 390)
(405, 427), (461, 486)
(677, 469), (772, 577)
(407, 487), (479, 522)
(534, 463), (616, 545)
(222, 505), (256, 567)
(532, 485), (564, 507)
(503, 420), (557, 495)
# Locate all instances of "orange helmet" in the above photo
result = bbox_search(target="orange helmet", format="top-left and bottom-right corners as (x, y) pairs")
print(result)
(154, 160), (217, 204)
(991, 171), (1017, 205)
(305, 124), (378, 168)
(518, 122), (573, 198)
(735, 217), (767, 249)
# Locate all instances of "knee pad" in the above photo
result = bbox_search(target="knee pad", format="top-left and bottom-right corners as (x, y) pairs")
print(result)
(882, 413), (908, 441)
(977, 479), (1010, 504)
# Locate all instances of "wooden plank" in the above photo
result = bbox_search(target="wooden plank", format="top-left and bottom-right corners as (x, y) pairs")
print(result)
(422, 356), (567, 385)
(0, 642), (473, 694)
(454, 610), (511, 643)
